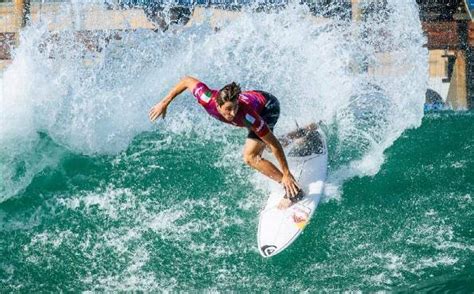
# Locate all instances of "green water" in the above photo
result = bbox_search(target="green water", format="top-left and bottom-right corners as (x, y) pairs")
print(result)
(0, 111), (472, 291)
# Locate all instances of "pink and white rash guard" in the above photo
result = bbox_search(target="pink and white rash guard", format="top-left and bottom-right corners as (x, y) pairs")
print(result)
(192, 82), (270, 138)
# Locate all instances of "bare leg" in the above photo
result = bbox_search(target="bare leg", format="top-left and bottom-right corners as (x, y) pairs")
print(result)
(243, 138), (283, 183)
(243, 139), (294, 209)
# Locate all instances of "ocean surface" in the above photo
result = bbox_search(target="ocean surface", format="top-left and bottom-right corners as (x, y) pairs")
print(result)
(1, 1), (473, 291)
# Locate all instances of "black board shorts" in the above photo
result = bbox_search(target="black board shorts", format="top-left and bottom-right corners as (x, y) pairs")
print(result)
(247, 91), (280, 141)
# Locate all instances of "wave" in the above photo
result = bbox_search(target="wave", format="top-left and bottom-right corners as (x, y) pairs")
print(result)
(0, 0), (427, 201)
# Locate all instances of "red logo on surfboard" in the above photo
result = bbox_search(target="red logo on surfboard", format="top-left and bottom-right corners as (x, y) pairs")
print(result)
(292, 213), (308, 223)
(292, 206), (310, 229)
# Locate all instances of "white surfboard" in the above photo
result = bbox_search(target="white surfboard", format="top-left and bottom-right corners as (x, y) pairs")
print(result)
(257, 127), (328, 257)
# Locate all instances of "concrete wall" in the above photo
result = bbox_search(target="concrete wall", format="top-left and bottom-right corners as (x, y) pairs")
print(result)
(447, 50), (469, 108)
(0, 2), (155, 32)
(0, 3), (18, 33)
(428, 50), (451, 102)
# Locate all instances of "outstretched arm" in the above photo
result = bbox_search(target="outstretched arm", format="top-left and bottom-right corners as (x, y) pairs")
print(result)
(149, 76), (200, 121)
(261, 131), (300, 197)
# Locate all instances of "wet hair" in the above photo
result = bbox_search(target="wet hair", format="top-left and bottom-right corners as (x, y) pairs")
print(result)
(217, 82), (241, 106)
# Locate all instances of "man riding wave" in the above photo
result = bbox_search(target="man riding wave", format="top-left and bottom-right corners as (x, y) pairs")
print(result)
(149, 76), (303, 208)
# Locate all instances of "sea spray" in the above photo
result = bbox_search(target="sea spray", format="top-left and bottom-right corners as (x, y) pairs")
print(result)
(0, 1), (427, 202)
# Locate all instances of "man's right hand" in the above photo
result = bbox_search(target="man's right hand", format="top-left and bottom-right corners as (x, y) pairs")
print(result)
(278, 173), (302, 209)
(281, 172), (300, 198)
(149, 100), (168, 122)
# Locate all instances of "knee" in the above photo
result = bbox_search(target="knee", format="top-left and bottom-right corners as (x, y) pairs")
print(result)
(243, 152), (259, 167)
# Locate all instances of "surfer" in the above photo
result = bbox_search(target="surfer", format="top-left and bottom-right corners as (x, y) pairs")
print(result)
(149, 76), (302, 208)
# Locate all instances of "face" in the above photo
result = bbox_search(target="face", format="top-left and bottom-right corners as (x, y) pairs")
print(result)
(217, 101), (239, 121)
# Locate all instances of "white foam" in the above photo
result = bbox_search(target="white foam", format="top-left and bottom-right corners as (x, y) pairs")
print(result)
(82, 246), (164, 292)
(416, 256), (459, 269)
(58, 186), (136, 219)
(1, 1), (427, 205)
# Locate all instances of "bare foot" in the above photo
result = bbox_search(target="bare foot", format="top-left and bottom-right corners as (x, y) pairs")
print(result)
(277, 198), (293, 210)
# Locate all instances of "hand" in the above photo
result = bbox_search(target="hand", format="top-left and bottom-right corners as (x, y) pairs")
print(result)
(281, 172), (300, 198)
(149, 100), (169, 122)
